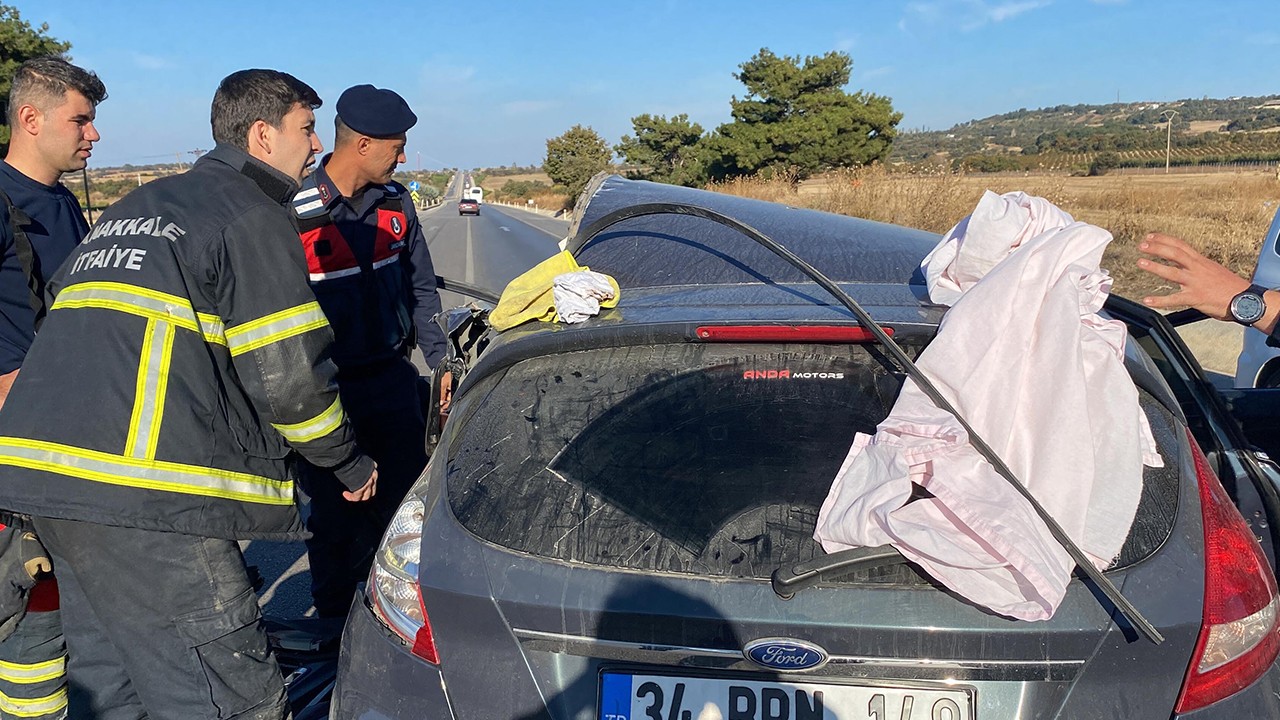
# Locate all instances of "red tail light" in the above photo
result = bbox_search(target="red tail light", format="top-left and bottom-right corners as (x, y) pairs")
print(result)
(694, 325), (891, 343)
(368, 497), (439, 665)
(411, 598), (439, 665)
(1175, 431), (1280, 713)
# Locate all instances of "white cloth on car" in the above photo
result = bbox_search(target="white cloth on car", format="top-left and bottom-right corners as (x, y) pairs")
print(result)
(813, 190), (1162, 621)
(552, 270), (617, 324)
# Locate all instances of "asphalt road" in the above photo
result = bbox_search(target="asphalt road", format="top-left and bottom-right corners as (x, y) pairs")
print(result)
(244, 176), (568, 620)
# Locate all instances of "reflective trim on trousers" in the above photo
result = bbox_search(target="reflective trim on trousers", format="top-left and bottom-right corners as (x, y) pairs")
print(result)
(0, 656), (64, 685)
(0, 686), (67, 718)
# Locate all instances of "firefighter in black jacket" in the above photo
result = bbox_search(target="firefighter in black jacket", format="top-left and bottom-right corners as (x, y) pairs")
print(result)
(0, 69), (376, 720)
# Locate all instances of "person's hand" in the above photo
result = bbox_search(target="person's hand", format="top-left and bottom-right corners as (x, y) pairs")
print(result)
(343, 466), (378, 502)
(438, 370), (453, 416)
(1136, 232), (1249, 321)
(0, 368), (18, 412)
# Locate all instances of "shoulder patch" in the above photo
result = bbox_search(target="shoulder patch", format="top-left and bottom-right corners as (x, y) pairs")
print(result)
(293, 198), (327, 217)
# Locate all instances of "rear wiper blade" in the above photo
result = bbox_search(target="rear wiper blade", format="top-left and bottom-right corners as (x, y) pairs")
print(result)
(435, 275), (500, 304)
(576, 202), (1164, 645)
(771, 546), (908, 599)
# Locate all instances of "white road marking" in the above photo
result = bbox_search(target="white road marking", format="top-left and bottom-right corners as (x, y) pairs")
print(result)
(500, 226), (510, 232)
(465, 214), (475, 284)
(486, 205), (567, 240)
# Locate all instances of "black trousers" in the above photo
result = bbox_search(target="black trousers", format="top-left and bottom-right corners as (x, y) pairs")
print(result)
(301, 356), (428, 618)
(0, 599), (66, 719)
(32, 517), (287, 720)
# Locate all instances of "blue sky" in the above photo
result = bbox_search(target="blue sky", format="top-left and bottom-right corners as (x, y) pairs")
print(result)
(23, 0), (1280, 170)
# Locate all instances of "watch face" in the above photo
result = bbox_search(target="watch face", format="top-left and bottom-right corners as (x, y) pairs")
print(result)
(1234, 293), (1265, 323)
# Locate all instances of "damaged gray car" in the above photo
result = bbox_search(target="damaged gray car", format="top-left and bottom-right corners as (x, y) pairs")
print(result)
(329, 174), (1280, 719)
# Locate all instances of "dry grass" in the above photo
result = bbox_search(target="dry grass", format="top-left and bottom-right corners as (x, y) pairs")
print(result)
(1187, 120), (1226, 134)
(708, 167), (1280, 300)
(478, 171), (575, 211)
(478, 171), (553, 188)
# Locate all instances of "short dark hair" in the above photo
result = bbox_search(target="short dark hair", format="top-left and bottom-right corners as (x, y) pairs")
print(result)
(7, 56), (108, 126)
(334, 116), (358, 148)
(210, 69), (322, 150)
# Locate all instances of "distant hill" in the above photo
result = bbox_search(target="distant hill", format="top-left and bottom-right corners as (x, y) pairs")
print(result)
(891, 94), (1280, 172)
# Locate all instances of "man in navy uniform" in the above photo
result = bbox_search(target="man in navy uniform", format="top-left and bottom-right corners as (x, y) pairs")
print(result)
(291, 84), (445, 617)
(0, 56), (107, 720)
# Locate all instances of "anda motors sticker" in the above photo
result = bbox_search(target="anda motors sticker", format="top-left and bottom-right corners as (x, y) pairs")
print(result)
(743, 638), (829, 671)
(742, 370), (845, 380)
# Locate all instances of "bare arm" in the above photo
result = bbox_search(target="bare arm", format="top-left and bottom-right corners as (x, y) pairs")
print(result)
(1137, 232), (1280, 335)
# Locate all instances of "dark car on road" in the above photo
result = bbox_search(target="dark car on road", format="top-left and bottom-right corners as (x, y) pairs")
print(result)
(459, 198), (480, 216)
(330, 174), (1280, 719)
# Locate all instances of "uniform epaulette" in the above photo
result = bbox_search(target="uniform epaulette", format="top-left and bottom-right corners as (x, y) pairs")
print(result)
(292, 186), (328, 219)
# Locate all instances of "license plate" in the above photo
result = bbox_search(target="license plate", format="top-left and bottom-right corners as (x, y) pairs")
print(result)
(599, 672), (974, 720)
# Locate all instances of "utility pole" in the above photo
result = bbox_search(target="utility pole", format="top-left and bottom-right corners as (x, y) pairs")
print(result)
(1162, 110), (1179, 174)
(80, 168), (94, 223)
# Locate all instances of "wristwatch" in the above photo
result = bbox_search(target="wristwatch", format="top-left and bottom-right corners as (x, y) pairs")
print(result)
(1229, 283), (1269, 326)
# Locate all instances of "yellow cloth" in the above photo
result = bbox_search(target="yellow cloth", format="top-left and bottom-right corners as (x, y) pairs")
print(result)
(489, 250), (620, 331)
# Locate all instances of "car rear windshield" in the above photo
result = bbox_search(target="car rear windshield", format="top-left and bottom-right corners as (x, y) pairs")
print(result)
(445, 342), (1180, 582)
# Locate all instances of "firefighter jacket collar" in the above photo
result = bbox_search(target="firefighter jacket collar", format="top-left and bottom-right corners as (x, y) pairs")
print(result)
(203, 144), (299, 206)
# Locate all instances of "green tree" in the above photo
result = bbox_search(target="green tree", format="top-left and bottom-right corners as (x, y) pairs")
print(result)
(1088, 151), (1121, 176)
(614, 113), (707, 187)
(0, 4), (73, 150)
(705, 48), (902, 181)
(543, 124), (611, 199)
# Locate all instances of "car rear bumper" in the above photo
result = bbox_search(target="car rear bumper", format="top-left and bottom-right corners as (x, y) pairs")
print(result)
(330, 597), (454, 719)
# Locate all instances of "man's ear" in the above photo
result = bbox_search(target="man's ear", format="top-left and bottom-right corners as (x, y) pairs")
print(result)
(357, 136), (372, 156)
(248, 119), (273, 155)
(14, 105), (42, 137)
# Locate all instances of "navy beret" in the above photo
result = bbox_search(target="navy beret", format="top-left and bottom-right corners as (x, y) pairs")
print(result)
(336, 84), (417, 138)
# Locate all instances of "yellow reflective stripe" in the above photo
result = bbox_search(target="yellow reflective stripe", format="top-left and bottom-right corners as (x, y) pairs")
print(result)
(0, 438), (293, 506)
(51, 282), (228, 345)
(0, 686), (67, 717)
(271, 397), (345, 444)
(125, 319), (175, 460)
(225, 302), (329, 357)
(196, 312), (226, 343)
(0, 656), (65, 684)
